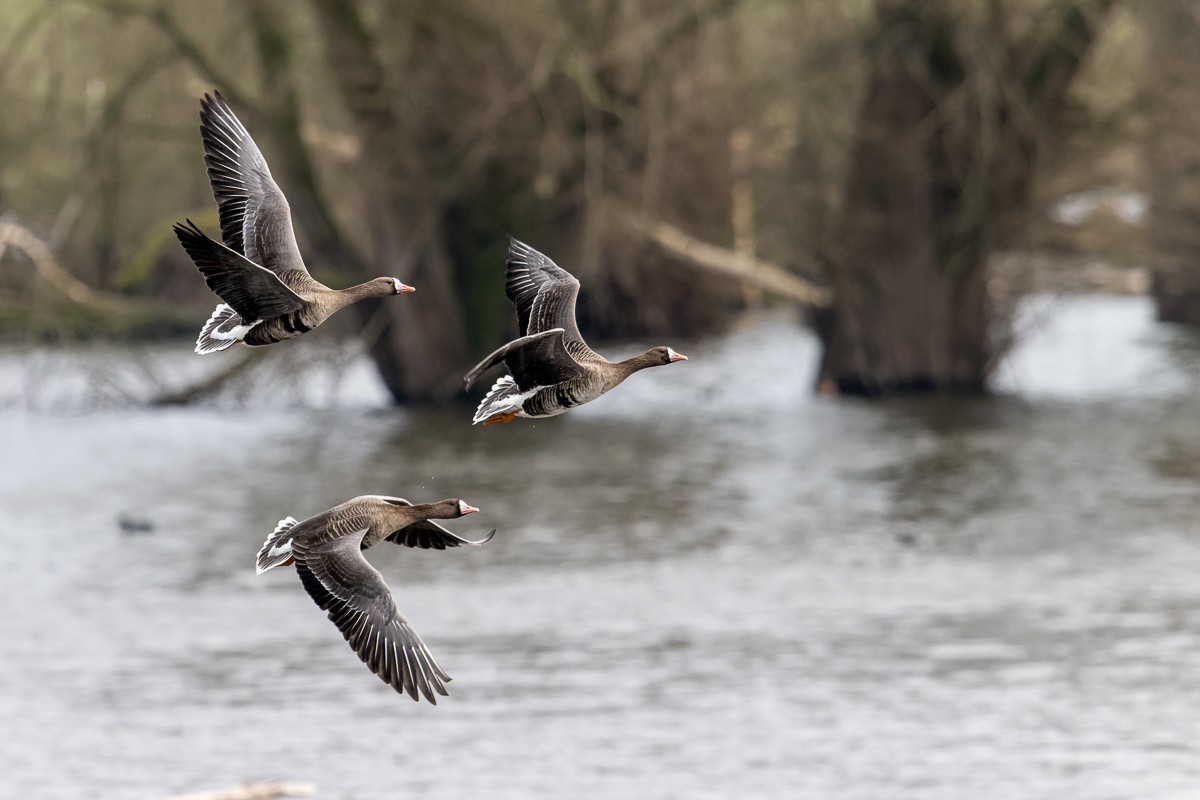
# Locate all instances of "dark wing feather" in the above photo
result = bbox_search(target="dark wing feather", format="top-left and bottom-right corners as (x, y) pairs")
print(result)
(174, 220), (306, 322)
(506, 238), (583, 341)
(374, 498), (495, 549)
(293, 530), (450, 703)
(199, 92), (309, 277)
(463, 328), (586, 390)
(386, 521), (496, 550)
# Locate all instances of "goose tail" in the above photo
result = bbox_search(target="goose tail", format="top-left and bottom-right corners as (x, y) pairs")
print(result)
(257, 516), (300, 574)
(196, 303), (256, 355)
(472, 375), (535, 425)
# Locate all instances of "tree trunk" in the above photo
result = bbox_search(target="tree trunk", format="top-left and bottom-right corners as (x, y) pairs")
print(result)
(1143, 2), (1200, 325)
(818, 50), (993, 394)
(818, 0), (1112, 395)
(246, 0), (366, 281)
(309, 0), (471, 402)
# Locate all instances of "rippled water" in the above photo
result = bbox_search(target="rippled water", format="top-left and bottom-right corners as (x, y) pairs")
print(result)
(5, 296), (1200, 799)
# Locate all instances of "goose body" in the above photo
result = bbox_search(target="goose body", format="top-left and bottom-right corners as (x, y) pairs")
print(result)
(176, 93), (414, 355)
(257, 495), (494, 703)
(464, 239), (687, 424)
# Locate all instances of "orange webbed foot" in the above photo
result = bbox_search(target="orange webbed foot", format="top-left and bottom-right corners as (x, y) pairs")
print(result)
(483, 411), (519, 425)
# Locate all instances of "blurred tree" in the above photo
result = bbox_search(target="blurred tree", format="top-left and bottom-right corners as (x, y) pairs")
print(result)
(0, 0), (1134, 402)
(1143, 1), (1200, 325)
(82, 0), (748, 402)
(305, 0), (751, 401)
(306, 0), (517, 400)
(816, 0), (1115, 395)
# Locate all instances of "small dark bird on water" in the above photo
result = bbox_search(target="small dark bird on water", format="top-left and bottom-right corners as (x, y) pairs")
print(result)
(464, 238), (688, 424)
(116, 512), (154, 535)
(256, 495), (495, 703)
(176, 92), (414, 355)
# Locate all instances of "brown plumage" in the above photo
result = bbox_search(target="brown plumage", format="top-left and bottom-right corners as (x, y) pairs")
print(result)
(257, 495), (495, 703)
(464, 238), (688, 424)
(176, 93), (415, 355)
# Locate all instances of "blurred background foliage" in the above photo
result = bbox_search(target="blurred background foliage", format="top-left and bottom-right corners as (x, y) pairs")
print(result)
(0, 0), (1167, 402)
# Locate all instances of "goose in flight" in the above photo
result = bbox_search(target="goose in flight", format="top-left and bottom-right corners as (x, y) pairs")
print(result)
(176, 92), (414, 355)
(257, 495), (494, 703)
(465, 238), (687, 424)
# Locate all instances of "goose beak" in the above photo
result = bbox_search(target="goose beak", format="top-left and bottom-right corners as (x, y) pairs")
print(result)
(667, 348), (688, 362)
(394, 279), (416, 294)
(459, 501), (479, 515)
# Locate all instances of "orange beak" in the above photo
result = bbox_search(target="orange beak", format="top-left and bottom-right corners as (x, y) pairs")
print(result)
(669, 352), (688, 362)
(459, 502), (480, 514)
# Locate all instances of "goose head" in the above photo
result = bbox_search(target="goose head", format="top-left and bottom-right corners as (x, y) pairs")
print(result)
(369, 277), (416, 296)
(424, 498), (480, 519)
(646, 346), (689, 366)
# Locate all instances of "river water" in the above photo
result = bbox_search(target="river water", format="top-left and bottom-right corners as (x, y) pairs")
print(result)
(3, 295), (1200, 800)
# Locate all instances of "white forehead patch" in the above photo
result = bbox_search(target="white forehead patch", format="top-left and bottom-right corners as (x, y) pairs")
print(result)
(393, 278), (404, 293)
(666, 347), (678, 359)
(458, 500), (470, 514)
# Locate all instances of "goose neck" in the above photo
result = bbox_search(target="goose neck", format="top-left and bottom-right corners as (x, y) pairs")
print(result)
(616, 351), (659, 375)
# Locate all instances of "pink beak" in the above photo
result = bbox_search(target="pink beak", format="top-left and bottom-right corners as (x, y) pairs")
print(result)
(397, 282), (416, 294)
(459, 502), (479, 515)
(669, 352), (688, 362)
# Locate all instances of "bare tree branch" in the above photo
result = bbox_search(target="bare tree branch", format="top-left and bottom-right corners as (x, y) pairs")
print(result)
(143, 779), (315, 800)
(87, 0), (256, 109)
(1020, 0), (1116, 106)
(614, 206), (833, 307)
(152, 349), (268, 406)
(0, 222), (128, 308)
(0, 1), (57, 88)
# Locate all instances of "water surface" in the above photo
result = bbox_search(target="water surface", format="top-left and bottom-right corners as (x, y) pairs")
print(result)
(4, 296), (1200, 799)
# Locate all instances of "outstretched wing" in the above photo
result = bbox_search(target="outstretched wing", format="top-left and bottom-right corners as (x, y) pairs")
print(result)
(373, 497), (495, 549)
(174, 220), (306, 323)
(463, 328), (586, 391)
(292, 529), (450, 704)
(387, 522), (495, 550)
(506, 238), (583, 341)
(199, 92), (309, 278)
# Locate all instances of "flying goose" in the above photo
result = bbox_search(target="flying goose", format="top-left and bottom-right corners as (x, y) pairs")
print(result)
(175, 92), (414, 355)
(464, 238), (687, 424)
(257, 495), (495, 703)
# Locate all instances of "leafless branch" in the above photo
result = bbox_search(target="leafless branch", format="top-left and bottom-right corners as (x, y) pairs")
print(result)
(87, 0), (255, 109)
(143, 779), (315, 800)
(613, 206), (833, 307)
(152, 349), (268, 405)
(0, 222), (129, 308)
(0, 2), (57, 88)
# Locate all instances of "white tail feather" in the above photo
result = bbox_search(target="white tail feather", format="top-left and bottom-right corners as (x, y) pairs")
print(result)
(472, 375), (537, 425)
(195, 304), (257, 355)
(256, 516), (299, 574)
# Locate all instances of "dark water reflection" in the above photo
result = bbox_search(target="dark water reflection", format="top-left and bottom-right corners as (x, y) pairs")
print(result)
(5, 297), (1200, 799)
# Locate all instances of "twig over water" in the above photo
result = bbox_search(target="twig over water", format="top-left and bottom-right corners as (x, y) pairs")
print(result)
(145, 779), (315, 800)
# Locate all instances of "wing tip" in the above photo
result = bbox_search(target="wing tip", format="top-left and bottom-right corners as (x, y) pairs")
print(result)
(173, 217), (207, 241)
(507, 236), (534, 262)
(468, 528), (497, 546)
(200, 89), (232, 116)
